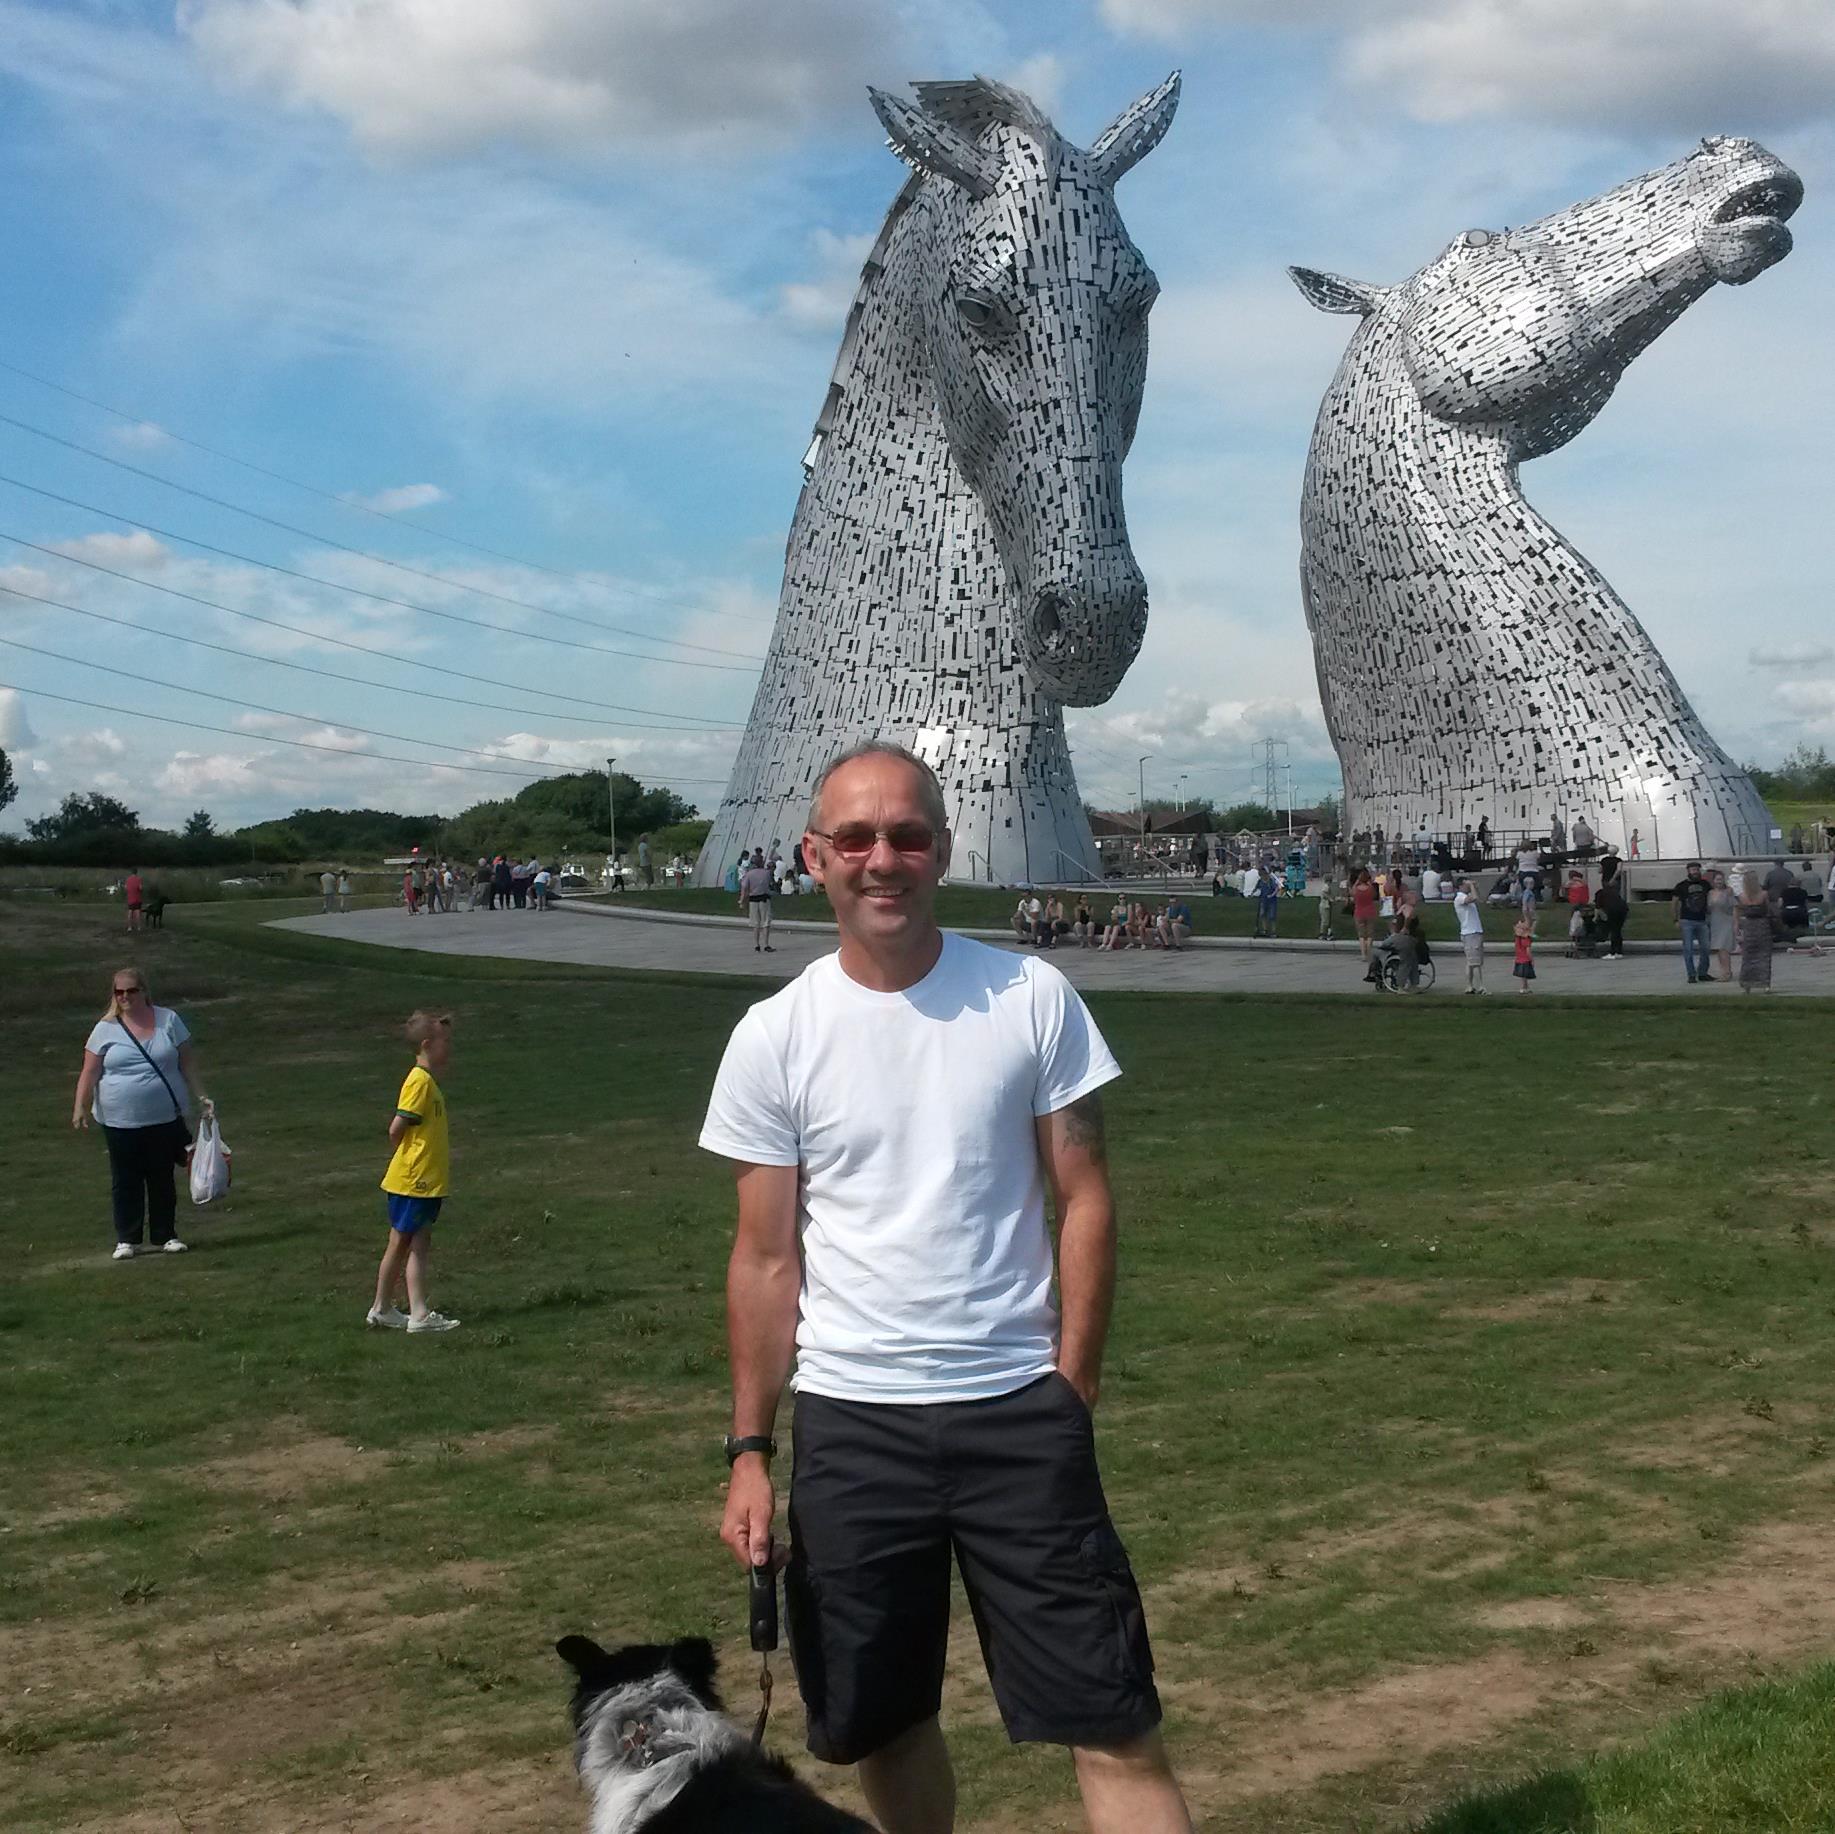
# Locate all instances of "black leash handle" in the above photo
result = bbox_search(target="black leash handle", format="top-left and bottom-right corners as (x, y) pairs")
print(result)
(748, 1551), (778, 1747)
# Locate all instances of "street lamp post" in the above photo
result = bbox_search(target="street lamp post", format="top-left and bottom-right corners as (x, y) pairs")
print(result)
(606, 757), (617, 883)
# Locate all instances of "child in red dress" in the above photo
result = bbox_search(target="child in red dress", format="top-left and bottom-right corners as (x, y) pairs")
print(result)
(1513, 916), (1536, 993)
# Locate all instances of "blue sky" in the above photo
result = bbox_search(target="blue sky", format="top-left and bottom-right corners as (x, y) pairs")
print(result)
(0, 0), (1830, 831)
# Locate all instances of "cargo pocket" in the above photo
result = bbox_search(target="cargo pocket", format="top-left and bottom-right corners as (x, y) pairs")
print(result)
(1080, 1521), (1155, 1685)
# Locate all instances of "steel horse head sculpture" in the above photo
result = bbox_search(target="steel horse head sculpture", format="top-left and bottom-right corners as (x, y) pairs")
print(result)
(1293, 136), (1802, 860)
(695, 73), (1178, 887)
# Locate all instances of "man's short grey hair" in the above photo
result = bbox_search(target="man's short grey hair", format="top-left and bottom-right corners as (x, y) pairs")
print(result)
(807, 740), (949, 835)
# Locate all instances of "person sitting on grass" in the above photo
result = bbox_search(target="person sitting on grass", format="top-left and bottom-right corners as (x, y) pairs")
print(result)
(368, 1011), (459, 1334)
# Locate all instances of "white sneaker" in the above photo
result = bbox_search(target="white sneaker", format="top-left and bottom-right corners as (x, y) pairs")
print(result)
(112, 1243), (137, 1261)
(366, 1305), (409, 1330)
(407, 1311), (460, 1334)
(162, 1239), (188, 1254)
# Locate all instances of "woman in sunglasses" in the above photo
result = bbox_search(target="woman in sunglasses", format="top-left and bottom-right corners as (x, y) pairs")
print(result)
(72, 968), (209, 1260)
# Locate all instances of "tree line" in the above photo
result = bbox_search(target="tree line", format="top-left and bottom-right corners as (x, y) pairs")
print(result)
(0, 757), (704, 868)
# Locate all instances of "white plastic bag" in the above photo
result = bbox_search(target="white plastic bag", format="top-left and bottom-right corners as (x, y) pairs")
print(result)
(189, 1106), (232, 1206)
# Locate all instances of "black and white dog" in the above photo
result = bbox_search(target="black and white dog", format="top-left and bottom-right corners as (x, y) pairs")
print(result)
(557, 1634), (871, 1833)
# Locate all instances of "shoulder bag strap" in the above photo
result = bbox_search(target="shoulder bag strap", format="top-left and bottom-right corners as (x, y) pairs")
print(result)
(116, 1018), (187, 1123)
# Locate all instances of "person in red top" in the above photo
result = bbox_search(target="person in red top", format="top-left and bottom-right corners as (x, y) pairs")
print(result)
(1563, 870), (1589, 907)
(1351, 868), (1379, 961)
(123, 869), (144, 933)
(1512, 915), (1536, 993)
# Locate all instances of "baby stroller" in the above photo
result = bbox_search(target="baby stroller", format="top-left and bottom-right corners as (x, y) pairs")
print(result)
(1566, 904), (1603, 958)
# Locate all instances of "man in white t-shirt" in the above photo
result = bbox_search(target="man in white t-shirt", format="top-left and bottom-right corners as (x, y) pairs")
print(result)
(701, 741), (1190, 1834)
(319, 868), (336, 914)
(1453, 877), (1487, 993)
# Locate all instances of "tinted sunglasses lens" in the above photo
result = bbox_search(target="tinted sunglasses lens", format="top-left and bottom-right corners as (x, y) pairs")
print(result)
(827, 825), (935, 856)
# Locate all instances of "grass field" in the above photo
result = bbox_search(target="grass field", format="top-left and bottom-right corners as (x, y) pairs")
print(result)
(4, 899), (1834, 1832)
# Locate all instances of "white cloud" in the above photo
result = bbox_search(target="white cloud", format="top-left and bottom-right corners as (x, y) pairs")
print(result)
(106, 419), (172, 450)
(345, 482), (448, 514)
(0, 563), (54, 603)
(47, 531), (170, 570)
(1006, 52), (1068, 120)
(1347, 0), (1835, 134)
(1750, 640), (1834, 668)
(0, 687), (38, 748)
(1103, 0), (1835, 134)
(180, 0), (903, 160)
(779, 228), (877, 334)
(55, 726), (128, 763)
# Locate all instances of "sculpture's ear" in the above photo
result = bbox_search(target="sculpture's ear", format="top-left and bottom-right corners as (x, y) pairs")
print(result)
(869, 87), (996, 199)
(1089, 71), (1180, 185)
(1288, 266), (1386, 316)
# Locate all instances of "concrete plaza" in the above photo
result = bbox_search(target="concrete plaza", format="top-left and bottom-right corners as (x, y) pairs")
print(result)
(269, 902), (1835, 998)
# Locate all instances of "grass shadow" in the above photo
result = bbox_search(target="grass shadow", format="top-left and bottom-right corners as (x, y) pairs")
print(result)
(1417, 1772), (1597, 1833)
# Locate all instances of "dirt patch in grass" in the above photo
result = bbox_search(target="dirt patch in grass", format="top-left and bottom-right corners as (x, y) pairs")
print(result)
(193, 1427), (378, 1499)
(1166, 1515), (1835, 1813)
(1450, 1277), (1640, 1322)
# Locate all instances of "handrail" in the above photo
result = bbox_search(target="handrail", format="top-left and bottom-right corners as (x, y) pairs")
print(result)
(1051, 846), (1102, 885)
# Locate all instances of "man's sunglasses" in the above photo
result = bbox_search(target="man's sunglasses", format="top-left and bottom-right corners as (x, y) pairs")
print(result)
(811, 823), (938, 858)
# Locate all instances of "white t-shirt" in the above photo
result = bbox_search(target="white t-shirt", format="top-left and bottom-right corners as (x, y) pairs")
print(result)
(699, 933), (1122, 1404)
(1454, 890), (1483, 937)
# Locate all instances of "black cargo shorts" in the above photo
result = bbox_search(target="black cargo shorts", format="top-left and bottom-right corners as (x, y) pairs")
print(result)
(783, 1371), (1161, 1764)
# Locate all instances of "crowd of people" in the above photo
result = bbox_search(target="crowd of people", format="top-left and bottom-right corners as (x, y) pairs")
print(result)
(1011, 891), (1195, 952)
(396, 855), (563, 913)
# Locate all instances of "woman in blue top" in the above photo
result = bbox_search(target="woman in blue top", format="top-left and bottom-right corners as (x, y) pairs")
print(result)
(72, 968), (210, 1260)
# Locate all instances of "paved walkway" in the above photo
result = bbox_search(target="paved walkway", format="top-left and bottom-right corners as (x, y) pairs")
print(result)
(268, 904), (1835, 998)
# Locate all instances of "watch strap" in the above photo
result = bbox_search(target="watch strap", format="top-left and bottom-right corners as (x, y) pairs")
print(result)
(724, 1433), (777, 1466)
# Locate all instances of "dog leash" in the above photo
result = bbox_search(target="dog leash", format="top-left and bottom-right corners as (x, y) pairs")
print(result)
(748, 1554), (779, 1747)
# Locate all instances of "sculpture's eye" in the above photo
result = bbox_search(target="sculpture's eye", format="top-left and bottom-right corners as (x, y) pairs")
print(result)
(956, 293), (1005, 334)
(1461, 228), (1494, 250)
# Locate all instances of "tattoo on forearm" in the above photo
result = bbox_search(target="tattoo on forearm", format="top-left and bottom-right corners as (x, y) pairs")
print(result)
(1062, 1093), (1107, 1161)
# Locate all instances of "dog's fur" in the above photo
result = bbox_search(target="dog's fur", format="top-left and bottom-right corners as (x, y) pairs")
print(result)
(558, 1634), (871, 1834)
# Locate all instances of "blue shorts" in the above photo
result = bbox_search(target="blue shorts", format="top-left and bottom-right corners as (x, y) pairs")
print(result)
(386, 1194), (443, 1235)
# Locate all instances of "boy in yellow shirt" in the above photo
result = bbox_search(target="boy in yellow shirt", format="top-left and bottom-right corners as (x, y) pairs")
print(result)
(367, 1012), (459, 1333)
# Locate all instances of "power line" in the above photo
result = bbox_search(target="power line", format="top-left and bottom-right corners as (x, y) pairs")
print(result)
(0, 631), (588, 772)
(0, 574), (741, 733)
(0, 473), (762, 673)
(0, 411), (768, 662)
(0, 527), (739, 725)
(0, 679), (732, 787)
(0, 357), (773, 626)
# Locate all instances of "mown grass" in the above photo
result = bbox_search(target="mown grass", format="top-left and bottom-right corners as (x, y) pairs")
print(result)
(2, 899), (1833, 1831)
(1423, 1661), (1835, 1832)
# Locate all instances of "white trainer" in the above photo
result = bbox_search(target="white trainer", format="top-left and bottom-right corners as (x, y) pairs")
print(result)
(406, 1311), (460, 1334)
(366, 1305), (409, 1330)
(162, 1239), (188, 1254)
(112, 1243), (137, 1261)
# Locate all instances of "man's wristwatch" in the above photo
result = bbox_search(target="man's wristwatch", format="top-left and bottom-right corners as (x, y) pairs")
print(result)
(723, 1434), (777, 1467)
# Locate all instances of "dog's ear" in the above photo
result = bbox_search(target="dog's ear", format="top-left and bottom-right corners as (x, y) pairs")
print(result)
(556, 1634), (614, 1681)
(667, 1636), (719, 1700)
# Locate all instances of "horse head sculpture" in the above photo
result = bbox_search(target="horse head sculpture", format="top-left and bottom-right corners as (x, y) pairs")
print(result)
(870, 74), (1177, 704)
(1295, 135), (1800, 458)
(1288, 137), (1802, 862)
